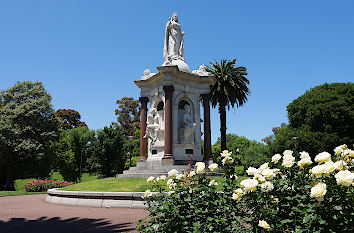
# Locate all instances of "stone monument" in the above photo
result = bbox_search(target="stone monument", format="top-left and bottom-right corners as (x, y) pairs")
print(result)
(118, 13), (214, 177)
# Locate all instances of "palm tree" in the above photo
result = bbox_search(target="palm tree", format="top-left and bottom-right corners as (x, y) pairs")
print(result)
(206, 59), (250, 151)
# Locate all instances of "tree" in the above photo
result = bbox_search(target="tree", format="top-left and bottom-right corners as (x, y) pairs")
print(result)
(55, 109), (87, 130)
(212, 134), (271, 169)
(262, 122), (287, 145)
(93, 127), (127, 177)
(55, 127), (95, 182)
(0, 81), (61, 190)
(112, 97), (140, 137)
(206, 59), (250, 151)
(269, 83), (354, 157)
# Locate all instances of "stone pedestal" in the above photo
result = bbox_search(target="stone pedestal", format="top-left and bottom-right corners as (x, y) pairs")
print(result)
(135, 65), (213, 165)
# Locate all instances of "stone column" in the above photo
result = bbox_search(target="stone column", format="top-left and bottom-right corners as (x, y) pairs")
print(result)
(139, 97), (149, 161)
(163, 85), (174, 159)
(201, 94), (212, 162)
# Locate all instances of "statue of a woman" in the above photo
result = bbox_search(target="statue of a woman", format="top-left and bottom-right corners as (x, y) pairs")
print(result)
(163, 12), (185, 63)
(183, 104), (196, 144)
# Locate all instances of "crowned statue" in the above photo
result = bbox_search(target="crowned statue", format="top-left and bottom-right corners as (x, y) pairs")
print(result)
(163, 12), (185, 65)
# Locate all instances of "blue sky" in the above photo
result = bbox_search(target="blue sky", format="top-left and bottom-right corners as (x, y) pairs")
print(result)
(0, 0), (353, 143)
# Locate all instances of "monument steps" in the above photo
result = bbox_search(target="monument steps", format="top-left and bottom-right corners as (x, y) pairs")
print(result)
(116, 161), (192, 178)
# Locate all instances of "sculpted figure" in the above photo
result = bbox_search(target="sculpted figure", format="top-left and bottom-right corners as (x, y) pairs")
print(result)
(145, 108), (159, 144)
(163, 12), (185, 64)
(183, 105), (196, 144)
(192, 65), (210, 76)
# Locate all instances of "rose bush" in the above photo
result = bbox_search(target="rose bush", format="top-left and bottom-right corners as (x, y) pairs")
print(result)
(23, 179), (73, 192)
(138, 146), (353, 232)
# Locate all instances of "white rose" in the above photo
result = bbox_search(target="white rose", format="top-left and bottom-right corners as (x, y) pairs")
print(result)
(166, 179), (174, 186)
(310, 183), (327, 202)
(314, 152), (332, 163)
(159, 175), (167, 180)
(143, 189), (153, 198)
(334, 160), (346, 171)
(195, 162), (204, 167)
(176, 174), (185, 180)
(254, 174), (266, 183)
(258, 220), (270, 229)
(348, 149), (354, 158)
(258, 163), (269, 172)
(208, 163), (218, 172)
(334, 145), (344, 155)
(311, 165), (326, 177)
(261, 169), (275, 180)
(272, 168), (280, 174)
(222, 156), (234, 165)
(297, 158), (312, 168)
(335, 170), (354, 187)
(146, 176), (155, 183)
(261, 181), (274, 192)
(300, 151), (311, 160)
(232, 193), (241, 200)
(234, 188), (243, 195)
(343, 149), (353, 157)
(271, 154), (281, 163)
(240, 178), (259, 192)
(232, 188), (243, 200)
(196, 163), (205, 173)
(220, 150), (232, 157)
(168, 169), (178, 178)
(322, 161), (336, 176)
(283, 150), (293, 157)
(246, 167), (259, 176)
(282, 159), (295, 168)
(188, 170), (196, 177)
(168, 182), (176, 190)
(208, 180), (218, 186)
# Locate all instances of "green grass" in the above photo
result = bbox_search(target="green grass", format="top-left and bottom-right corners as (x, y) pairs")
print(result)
(0, 172), (99, 197)
(61, 177), (152, 192)
(60, 176), (246, 192)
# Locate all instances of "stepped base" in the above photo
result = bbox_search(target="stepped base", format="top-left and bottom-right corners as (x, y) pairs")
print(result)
(116, 160), (192, 178)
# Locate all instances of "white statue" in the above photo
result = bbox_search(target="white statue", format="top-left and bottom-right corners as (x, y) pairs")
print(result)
(141, 69), (155, 80)
(144, 69), (151, 76)
(145, 108), (159, 144)
(183, 105), (196, 144)
(163, 12), (185, 64)
(192, 65), (210, 76)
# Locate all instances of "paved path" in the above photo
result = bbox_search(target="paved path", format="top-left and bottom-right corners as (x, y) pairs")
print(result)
(0, 194), (148, 233)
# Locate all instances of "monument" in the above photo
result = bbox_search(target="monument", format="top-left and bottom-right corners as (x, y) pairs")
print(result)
(118, 13), (214, 177)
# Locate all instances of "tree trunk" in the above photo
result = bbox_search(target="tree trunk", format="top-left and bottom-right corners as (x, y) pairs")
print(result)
(5, 153), (15, 191)
(219, 104), (227, 151)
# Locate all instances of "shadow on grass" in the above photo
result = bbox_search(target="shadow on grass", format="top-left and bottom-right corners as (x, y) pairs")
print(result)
(0, 216), (135, 233)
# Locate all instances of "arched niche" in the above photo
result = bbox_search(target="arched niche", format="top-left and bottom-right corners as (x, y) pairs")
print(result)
(157, 101), (164, 111)
(177, 98), (195, 144)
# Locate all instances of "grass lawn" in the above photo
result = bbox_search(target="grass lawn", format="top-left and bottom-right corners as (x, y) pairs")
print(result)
(60, 176), (246, 192)
(0, 172), (99, 197)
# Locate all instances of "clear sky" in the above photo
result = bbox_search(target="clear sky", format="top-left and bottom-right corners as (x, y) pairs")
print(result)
(0, 0), (353, 143)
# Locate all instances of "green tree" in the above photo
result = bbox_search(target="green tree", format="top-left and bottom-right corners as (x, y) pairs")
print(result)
(55, 109), (87, 130)
(93, 127), (127, 177)
(269, 82), (354, 157)
(206, 59), (250, 151)
(0, 81), (61, 190)
(56, 127), (95, 182)
(112, 97), (140, 137)
(212, 134), (270, 169)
